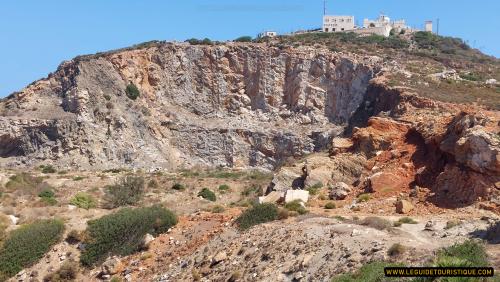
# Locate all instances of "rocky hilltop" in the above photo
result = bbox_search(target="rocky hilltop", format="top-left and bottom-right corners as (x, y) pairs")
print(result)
(0, 42), (386, 170)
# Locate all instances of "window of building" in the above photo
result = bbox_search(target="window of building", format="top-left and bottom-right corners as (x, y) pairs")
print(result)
(341, 28), (345, 31)
(333, 28), (336, 31)
(325, 28), (329, 32)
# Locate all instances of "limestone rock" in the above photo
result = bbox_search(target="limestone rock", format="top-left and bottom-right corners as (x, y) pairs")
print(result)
(329, 182), (352, 200)
(395, 200), (414, 214)
(285, 190), (310, 204)
(102, 257), (123, 276)
(258, 191), (284, 204)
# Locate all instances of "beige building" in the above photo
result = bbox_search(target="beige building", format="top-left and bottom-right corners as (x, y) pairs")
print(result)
(425, 21), (433, 32)
(322, 15), (355, 32)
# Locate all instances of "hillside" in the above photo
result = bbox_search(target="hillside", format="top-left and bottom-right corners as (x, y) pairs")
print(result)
(0, 33), (499, 282)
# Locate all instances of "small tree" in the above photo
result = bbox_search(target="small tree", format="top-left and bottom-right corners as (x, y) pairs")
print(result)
(104, 176), (145, 208)
(198, 188), (216, 202)
(125, 83), (140, 100)
(234, 36), (253, 42)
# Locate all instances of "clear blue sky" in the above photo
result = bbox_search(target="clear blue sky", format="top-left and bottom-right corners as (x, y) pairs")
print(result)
(1, 0), (499, 97)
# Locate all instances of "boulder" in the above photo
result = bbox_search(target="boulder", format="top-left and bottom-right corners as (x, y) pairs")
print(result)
(269, 166), (304, 193)
(365, 172), (405, 194)
(258, 191), (284, 204)
(284, 190), (309, 204)
(101, 257), (123, 276)
(330, 138), (353, 156)
(395, 199), (414, 214)
(303, 156), (335, 188)
(142, 233), (155, 249)
(212, 251), (227, 264)
(329, 182), (352, 200)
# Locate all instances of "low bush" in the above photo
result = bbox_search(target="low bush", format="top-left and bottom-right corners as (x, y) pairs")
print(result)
(39, 189), (57, 206)
(66, 230), (84, 244)
(435, 240), (488, 268)
(218, 184), (230, 192)
(70, 193), (97, 210)
(235, 203), (279, 230)
(185, 38), (213, 45)
(397, 217), (418, 224)
(306, 182), (323, 195)
(284, 200), (308, 215)
(198, 188), (216, 202)
(172, 183), (185, 191)
(40, 165), (57, 174)
(234, 36), (253, 42)
(125, 83), (140, 100)
(324, 202), (336, 209)
(357, 193), (371, 202)
(72, 176), (85, 181)
(80, 205), (177, 266)
(445, 219), (462, 229)
(387, 243), (406, 256)
(104, 175), (145, 208)
(43, 260), (79, 282)
(0, 219), (64, 278)
(211, 205), (225, 213)
(5, 173), (51, 195)
(148, 179), (159, 188)
(361, 217), (393, 230)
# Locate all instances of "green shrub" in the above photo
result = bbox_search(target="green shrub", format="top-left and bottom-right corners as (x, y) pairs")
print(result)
(198, 188), (216, 202)
(357, 193), (371, 202)
(284, 200), (308, 215)
(148, 179), (159, 188)
(0, 219), (64, 278)
(185, 38), (213, 45)
(331, 261), (402, 282)
(5, 173), (51, 195)
(235, 203), (279, 230)
(234, 36), (253, 42)
(218, 184), (230, 192)
(435, 240), (488, 267)
(125, 83), (140, 100)
(38, 189), (55, 199)
(70, 193), (97, 210)
(40, 165), (57, 174)
(397, 217), (418, 224)
(80, 205), (177, 266)
(387, 243), (406, 256)
(324, 202), (336, 209)
(43, 260), (79, 282)
(445, 219), (462, 229)
(211, 205), (225, 213)
(72, 176), (85, 181)
(41, 196), (58, 206)
(104, 175), (145, 208)
(361, 217), (392, 230)
(307, 182), (323, 195)
(172, 183), (185, 191)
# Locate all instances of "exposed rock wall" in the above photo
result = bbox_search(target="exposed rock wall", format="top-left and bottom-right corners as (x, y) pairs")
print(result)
(0, 43), (381, 170)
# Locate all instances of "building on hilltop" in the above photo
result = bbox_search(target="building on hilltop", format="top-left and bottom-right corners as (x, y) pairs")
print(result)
(322, 15), (355, 32)
(258, 31), (278, 38)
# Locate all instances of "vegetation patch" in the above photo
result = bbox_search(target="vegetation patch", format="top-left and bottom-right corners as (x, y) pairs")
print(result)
(70, 192), (97, 209)
(80, 205), (177, 266)
(324, 202), (336, 209)
(357, 193), (371, 202)
(38, 189), (57, 206)
(396, 217), (418, 225)
(284, 200), (308, 215)
(211, 205), (225, 213)
(444, 219), (462, 229)
(234, 36), (253, 42)
(0, 219), (64, 279)
(198, 188), (216, 202)
(435, 240), (488, 268)
(5, 173), (51, 195)
(306, 182), (323, 195)
(387, 243), (406, 256)
(40, 164), (57, 174)
(125, 83), (140, 100)
(172, 183), (186, 191)
(218, 184), (230, 192)
(104, 175), (145, 208)
(43, 260), (79, 282)
(360, 217), (393, 230)
(235, 203), (279, 230)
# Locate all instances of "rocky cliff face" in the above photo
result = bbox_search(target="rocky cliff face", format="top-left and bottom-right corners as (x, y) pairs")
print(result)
(0, 43), (384, 170)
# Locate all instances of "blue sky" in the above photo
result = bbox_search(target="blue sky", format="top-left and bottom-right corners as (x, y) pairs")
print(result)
(1, 0), (499, 97)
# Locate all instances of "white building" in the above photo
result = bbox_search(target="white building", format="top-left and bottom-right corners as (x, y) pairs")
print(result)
(425, 21), (433, 32)
(357, 14), (411, 37)
(258, 31), (278, 38)
(322, 15), (355, 32)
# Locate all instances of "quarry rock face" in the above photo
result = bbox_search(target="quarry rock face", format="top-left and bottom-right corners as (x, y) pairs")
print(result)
(0, 43), (378, 170)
